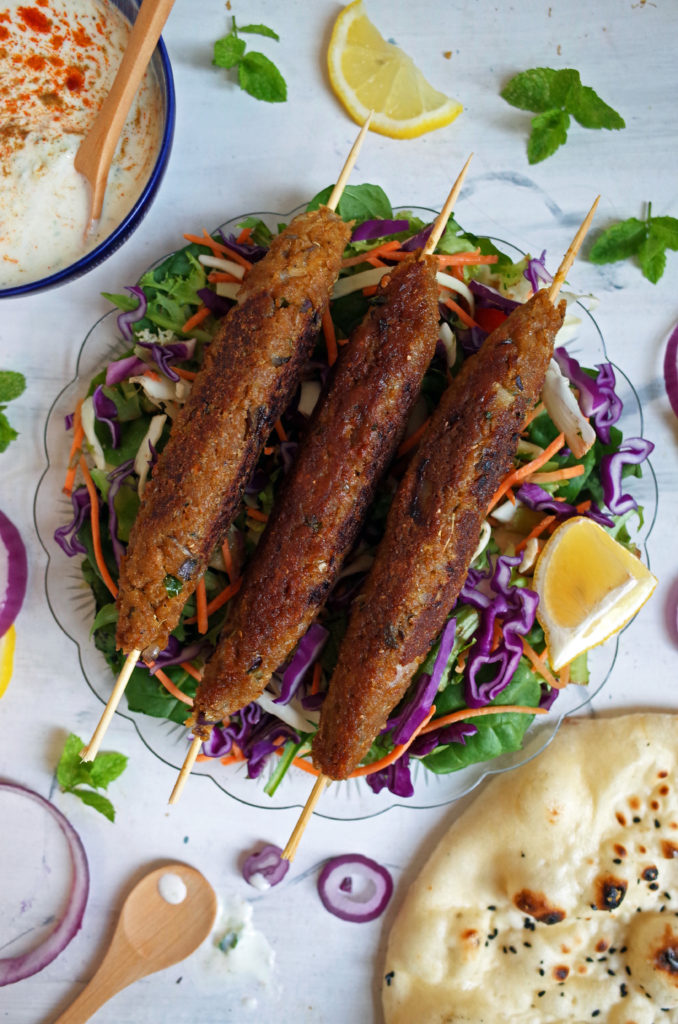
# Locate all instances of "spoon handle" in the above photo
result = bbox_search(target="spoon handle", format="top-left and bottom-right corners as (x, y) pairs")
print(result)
(52, 934), (146, 1024)
(74, 0), (175, 223)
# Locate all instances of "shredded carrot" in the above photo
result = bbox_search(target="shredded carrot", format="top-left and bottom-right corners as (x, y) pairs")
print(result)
(196, 753), (211, 762)
(366, 255), (388, 268)
(443, 296), (479, 329)
(576, 499), (592, 513)
(153, 666), (194, 706)
(184, 576), (243, 623)
(220, 744), (246, 766)
(247, 508), (268, 523)
(558, 662), (570, 687)
(341, 239), (402, 268)
(348, 706), (437, 777)
(487, 433), (566, 512)
(522, 402), (547, 429)
(221, 539), (235, 583)
(521, 638), (559, 688)
(491, 618), (503, 653)
(181, 305), (210, 334)
(515, 514), (557, 553)
(397, 417), (431, 457)
(180, 661), (203, 682)
(420, 703), (547, 735)
(183, 231), (253, 271)
(195, 578), (208, 634)
(173, 367), (197, 381)
(144, 369), (161, 381)
(322, 307), (338, 367)
(436, 251), (499, 266)
(283, 752), (319, 776)
(274, 419), (288, 442)
(310, 662), (322, 696)
(236, 227), (252, 244)
(207, 270), (241, 284)
(78, 457), (118, 598)
(362, 285), (378, 297)
(263, 446), (274, 456)
(63, 400), (84, 496)
(527, 465), (585, 485)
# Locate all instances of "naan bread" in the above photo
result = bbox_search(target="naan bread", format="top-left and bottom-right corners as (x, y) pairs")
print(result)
(383, 714), (678, 1024)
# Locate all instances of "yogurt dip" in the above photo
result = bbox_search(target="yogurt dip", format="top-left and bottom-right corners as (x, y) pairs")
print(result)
(0, 0), (163, 289)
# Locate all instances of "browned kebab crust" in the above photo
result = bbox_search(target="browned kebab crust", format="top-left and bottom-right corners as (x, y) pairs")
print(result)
(188, 255), (440, 737)
(312, 289), (566, 779)
(115, 207), (351, 659)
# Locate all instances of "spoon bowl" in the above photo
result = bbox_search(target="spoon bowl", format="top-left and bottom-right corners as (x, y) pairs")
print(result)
(54, 862), (217, 1024)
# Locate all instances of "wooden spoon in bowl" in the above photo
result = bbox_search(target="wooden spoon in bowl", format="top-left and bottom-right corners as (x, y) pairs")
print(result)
(74, 0), (175, 234)
(53, 862), (217, 1023)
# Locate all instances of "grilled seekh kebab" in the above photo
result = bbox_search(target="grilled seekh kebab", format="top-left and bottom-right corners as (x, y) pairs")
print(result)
(186, 252), (440, 739)
(80, 120), (374, 762)
(311, 287), (566, 779)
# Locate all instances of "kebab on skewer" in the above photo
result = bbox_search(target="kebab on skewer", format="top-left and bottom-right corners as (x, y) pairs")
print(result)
(282, 198), (600, 861)
(79, 120), (371, 762)
(169, 160), (475, 802)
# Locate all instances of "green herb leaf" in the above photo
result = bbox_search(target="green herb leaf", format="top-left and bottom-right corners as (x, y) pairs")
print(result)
(589, 209), (678, 283)
(638, 228), (667, 284)
(238, 51), (287, 103)
(56, 734), (93, 790)
(0, 370), (26, 403)
(527, 109), (570, 163)
(213, 33), (246, 69)
(306, 182), (393, 222)
(164, 573), (183, 596)
(70, 788), (116, 822)
(501, 67), (580, 113)
(589, 217), (647, 264)
(238, 23), (280, 40)
(567, 84), (625, 129)
(89, 751), (128, 790)
(0, 410), (18, 453)
(650, 216), (678, 251)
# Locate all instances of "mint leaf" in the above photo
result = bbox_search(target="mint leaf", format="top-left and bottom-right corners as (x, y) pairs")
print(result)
(0, 411), (18, 453)
(527, 109), (570, 163)
(88, 751), (128, 789)
(56, 734), (92, 789)
(238, 23), (279, 40)
(238, 51), (287, 102)
(0, 370), (26, 403)
(213, 33), (246, 70)
(650, 216), (678, 251)
(306, 183), (393, 222)
(567, 84), (625, 129)
(70, 788), (116, 822)
(638, 228), (667, 284)
(501, 67), (580, 112)
(589, 217), (647, 264)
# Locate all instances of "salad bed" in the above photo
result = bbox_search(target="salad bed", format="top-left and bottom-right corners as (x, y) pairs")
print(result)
(55, 184), (654, 800)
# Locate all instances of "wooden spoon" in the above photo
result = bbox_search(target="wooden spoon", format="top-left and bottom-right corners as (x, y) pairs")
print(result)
(74, 0), (175, 233)
(53, 863), (217, 1024)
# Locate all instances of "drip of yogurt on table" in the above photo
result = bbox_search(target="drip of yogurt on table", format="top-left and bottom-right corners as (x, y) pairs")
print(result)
(0, 0), (163, 289)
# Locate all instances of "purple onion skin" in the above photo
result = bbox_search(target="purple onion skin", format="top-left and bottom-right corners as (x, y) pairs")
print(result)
(317, 854), (393, 923)
(242, 844), (289, 888)
(0, 509), (28, 637)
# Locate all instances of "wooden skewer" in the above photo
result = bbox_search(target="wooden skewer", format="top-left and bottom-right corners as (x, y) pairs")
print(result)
(422, 153), (473, 257)
(549, 196), (600, 303)
(167, 119), (373, 806)
(80, 648), (139, 761)
(278, 194), (601, 862)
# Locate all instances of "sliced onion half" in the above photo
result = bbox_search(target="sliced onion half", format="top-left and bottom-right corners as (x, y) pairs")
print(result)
(317, 854), (393, 923)
(0, 509), (27, 639)
(0, 782), (89, 986)
(664, 320), (678, 419)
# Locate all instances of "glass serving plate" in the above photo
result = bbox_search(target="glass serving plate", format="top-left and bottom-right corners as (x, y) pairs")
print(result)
(34, 205), (658, 820)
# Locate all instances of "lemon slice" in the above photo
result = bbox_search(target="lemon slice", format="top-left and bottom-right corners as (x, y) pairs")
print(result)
(0, 624), (16, 698)
(533, 516), (657, 671)
(327, 0), (463, 139)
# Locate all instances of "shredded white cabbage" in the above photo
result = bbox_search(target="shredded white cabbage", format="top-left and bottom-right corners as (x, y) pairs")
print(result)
(435, 271), (475, 314)
(134, 414), (166, 496)
(542, 358), (596, 458)
(256, 689), (319, 731)
(198, 254), (245, 279)
(80, 396), (108, 471)
(438, 321), (457, 367)
(298, 380), (321, 417)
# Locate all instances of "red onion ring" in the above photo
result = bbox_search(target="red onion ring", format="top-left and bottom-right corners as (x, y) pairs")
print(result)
(664, 320), (678, 419)
(0, 509), (27, 639)
(317, 854), (393, 923)
(0, 782), (89, 986)
(242, 844), (289, 889)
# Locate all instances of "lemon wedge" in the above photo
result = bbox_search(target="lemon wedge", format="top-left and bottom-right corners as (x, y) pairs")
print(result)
(327, 0), (463, 139)
(0, 624), (16, 698)
(533, 516), (657, 671)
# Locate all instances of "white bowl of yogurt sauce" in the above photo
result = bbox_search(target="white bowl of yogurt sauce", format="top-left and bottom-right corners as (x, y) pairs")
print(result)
(0, 0), (175, 298)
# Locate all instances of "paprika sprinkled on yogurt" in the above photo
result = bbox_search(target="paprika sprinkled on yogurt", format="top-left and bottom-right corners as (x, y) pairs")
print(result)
(0, 0), (163, 289)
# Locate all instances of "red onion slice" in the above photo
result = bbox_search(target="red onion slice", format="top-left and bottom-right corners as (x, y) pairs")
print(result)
(0, 509), (27, 639)
(0, 782), (89, 986)
(317, 854), (393, 923)
(664, 320), (678, 419)
(242, 844), (289, 889)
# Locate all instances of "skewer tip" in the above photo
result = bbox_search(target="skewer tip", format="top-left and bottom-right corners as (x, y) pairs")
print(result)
(548, 195), (600, 304)
(422, 153), (474, 257)
(325, 113), (373, 213)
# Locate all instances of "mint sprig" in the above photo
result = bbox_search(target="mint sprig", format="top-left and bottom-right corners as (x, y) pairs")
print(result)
(56, 733), (128, 822)
(501, 68), (624, 163)
(0, 369), (26, 453)
(589, 204), (678, 283)
(213, 18), (286, 103)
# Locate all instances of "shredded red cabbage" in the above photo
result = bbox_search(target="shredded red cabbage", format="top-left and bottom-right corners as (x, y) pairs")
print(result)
(196, 286), (233, 317)
(469, 279), (521, 315)
(117, 285), (147, 342)
(143, 635), (210, 675)
(137, 339), (196, 382)
(516, 482), (614, 528)
(410, 720), (479, 759)
(663, 321), (678, 418)
(390, 618), (456, 745)
(365, 753), (414, 797)
(351, 219), (409, 242)
(600, 437), (654, 515)
(553, 348), (623, 443)
(105, 353), (148, 386)
(54, 488), (90, 557)
(460, 555), (539, 707)
(243, 717), (300, 778)
(523, 250), (553, 292)
(106, 460), (136, 566)
(219, 231), (268, 263)
(92, 385), (120, 447)
(274, 622), (328, 705)
(400, 224), (433, 251)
